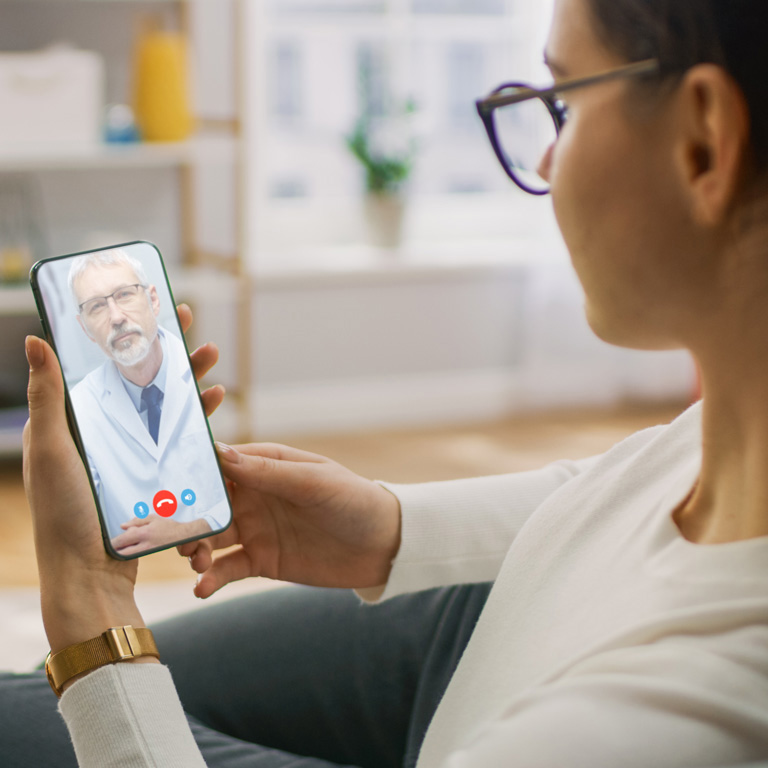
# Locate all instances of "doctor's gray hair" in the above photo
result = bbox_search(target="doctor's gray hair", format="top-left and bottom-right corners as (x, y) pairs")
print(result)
(68, 248), (150, 313)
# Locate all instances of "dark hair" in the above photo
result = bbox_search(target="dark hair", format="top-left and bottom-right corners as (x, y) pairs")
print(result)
(588, 0), (768, 167)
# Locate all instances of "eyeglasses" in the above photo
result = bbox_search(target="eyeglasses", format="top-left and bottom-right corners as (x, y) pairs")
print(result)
(475, 59), (660, 195)
(79, 284), (147, 319)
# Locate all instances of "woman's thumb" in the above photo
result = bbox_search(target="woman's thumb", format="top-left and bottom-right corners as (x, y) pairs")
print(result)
(25, 336), (66, 431)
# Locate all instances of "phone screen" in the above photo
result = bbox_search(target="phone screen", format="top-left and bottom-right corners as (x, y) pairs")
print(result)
(30, 241), (232, 559)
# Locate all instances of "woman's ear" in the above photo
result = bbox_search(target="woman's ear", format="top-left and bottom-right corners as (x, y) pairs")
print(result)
(674, 64), (751, 226)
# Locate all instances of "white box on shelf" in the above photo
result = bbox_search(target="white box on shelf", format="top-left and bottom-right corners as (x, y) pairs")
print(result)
(0, 46), (104, 147)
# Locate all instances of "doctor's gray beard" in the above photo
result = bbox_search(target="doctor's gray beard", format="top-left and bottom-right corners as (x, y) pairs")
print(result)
(107, 322), (154, 366)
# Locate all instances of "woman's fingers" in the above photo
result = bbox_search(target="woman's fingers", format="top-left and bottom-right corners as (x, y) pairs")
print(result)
(190, 342), (219, 381)
(216, 444), (328, 502)
(194, 547), (255, 599)
(178, 303), (220, 384)
(23, 336), (68, 454)
(201, 384), (225, 417)
(189, 543), (214, 574)
(23, 336), (95, 541)
(177, 523), (239, 562)
(177, 303), (193, 334)
(227, 442), (331, 465)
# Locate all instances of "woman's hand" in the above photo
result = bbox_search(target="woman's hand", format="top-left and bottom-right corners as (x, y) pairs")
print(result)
(23, 334), (144, 654)
(23, 304), (222, 655)
(179, 443), (402, 598)
(177, 303), (226, 417)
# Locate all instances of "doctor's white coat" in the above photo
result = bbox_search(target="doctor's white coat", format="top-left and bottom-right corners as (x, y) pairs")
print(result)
(69, 328), (231, 545)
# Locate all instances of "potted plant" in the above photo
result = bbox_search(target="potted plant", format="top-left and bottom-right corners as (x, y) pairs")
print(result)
(346, 99), (416, 249)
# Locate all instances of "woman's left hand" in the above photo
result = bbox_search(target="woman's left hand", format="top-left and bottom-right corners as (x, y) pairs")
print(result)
(22, 305), (223, 656)
(23, 333), (144, 655)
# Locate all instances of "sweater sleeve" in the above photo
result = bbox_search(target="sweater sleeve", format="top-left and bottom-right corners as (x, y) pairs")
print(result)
(358, 455), (602, 603)
(59, 664), (206, 768)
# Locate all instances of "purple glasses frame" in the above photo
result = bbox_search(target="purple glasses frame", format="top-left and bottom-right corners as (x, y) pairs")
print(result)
(475, 58), (660, 195)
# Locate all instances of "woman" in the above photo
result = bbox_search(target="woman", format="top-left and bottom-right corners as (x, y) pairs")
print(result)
(8, 0), (768, 765)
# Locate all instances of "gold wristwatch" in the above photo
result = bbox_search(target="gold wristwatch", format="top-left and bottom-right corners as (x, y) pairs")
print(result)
(45, 625), (160, 697)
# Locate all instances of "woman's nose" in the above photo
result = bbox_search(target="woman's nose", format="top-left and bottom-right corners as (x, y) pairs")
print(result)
(537, 143), (555, 186)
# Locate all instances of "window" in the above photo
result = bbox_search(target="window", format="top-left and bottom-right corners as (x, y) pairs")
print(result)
(248, 0), (556, 252)
(412, 0), (506, 15)
(356, 42), (388, 120)
(446, 42), (486, 132)
(271, 41), (304, 126)
(269, 0), (387, 15)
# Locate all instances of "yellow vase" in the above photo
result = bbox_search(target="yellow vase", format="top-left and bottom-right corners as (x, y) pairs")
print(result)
(133, 28), (193, 142)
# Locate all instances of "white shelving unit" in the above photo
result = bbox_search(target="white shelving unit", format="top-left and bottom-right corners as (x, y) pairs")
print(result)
(0, 135), (238, 172)
(0, 284), (35, 315)
(0, 0), (250, 455)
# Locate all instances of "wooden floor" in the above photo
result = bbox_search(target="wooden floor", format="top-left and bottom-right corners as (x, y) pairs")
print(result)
(0, 400), (688, 588)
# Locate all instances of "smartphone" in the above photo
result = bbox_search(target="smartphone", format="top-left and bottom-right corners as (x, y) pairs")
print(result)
(30, 241), (233, 559)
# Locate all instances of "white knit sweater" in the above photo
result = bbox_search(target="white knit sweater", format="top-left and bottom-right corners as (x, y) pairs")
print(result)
(59, 402), (768, 767)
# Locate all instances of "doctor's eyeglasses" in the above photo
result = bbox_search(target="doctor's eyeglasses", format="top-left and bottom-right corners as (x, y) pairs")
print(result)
(475, 58), (660, 196)
(79, 284), (148, 319)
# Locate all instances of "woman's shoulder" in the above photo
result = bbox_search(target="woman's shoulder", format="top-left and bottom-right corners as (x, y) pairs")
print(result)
(588, 400), (702, 475)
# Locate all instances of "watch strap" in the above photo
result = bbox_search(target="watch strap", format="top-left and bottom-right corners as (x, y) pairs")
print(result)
(45, 626), (159, 697)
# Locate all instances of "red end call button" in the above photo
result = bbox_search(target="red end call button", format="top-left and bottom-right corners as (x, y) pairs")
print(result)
(153, 490), (178, 518)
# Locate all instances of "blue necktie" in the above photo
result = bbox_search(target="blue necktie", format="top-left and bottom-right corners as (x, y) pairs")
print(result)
(141, 384), (163, 444)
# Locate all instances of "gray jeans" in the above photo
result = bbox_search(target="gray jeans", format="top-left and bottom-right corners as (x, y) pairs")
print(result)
(0, 583), (492, 768)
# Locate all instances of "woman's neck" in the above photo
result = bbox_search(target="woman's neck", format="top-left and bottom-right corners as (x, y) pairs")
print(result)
(675, 352), (768, 544)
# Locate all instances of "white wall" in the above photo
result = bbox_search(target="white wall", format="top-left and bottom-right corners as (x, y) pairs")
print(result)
(250, 239), (697, 438)
(235, 0), (695, 439)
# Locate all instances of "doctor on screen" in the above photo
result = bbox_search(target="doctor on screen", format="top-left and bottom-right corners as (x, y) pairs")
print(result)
(67, 247), (229, 556)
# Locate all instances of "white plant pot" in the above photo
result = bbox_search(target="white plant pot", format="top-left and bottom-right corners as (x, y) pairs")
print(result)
(364, 192), (406, 249)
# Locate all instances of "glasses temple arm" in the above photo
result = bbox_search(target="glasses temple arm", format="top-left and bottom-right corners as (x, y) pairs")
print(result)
(479, 59), (659, 111)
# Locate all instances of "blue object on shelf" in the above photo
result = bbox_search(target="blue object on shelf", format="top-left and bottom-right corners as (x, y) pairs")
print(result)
(104, 104), (141, 144)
